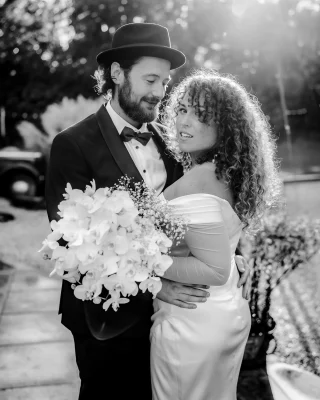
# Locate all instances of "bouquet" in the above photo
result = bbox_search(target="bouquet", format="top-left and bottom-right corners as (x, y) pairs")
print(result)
(39, 177), (186, 311)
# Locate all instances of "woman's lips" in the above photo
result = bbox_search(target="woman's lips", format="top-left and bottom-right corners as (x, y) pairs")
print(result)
(179, 131), (193, 139)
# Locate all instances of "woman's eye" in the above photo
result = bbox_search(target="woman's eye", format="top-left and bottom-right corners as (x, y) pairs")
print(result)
(147, 80), (155, 84)
(178, 108), (186, 114)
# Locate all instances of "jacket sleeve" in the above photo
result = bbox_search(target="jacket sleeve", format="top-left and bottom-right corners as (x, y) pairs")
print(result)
(45, 133), (91, 224)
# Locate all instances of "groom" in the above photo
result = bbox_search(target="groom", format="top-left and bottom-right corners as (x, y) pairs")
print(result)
(45, 23), (250, 400)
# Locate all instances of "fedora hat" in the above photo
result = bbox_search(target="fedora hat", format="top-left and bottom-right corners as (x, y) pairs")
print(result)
(96, 23), (186, 70)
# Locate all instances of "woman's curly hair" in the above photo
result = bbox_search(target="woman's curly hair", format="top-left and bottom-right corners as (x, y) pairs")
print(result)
(161, 69), (282, 231)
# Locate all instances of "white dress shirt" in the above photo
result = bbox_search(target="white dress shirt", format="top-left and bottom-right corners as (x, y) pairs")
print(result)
(106, 101), (167, 195)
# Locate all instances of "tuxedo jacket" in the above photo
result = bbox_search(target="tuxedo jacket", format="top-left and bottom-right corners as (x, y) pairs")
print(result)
(45, 105), (183, 340)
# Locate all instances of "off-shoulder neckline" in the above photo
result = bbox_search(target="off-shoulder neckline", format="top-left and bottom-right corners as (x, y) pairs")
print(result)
(162, 193), (242, 225)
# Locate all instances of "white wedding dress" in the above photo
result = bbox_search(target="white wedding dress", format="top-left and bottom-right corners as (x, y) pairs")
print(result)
(150, 187), (251, 400)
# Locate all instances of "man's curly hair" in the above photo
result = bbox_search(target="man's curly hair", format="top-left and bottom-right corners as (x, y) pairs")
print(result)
(94, 57), (142, 99)
(161, 69), (282, 230)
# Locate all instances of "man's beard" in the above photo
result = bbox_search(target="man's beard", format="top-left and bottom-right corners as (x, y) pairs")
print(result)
(118, 76), (160, 124)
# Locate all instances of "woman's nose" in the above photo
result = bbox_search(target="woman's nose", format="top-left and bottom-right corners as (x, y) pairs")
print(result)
(179, 113), (191, 127)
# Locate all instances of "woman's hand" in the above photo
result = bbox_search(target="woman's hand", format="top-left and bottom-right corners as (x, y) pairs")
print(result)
(235, 256), (252, 300)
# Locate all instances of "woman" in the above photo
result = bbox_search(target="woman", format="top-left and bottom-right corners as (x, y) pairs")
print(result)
(150, 69), (281, 400)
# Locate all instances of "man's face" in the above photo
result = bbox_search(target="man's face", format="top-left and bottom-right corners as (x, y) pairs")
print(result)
(117, 57), (171, 124)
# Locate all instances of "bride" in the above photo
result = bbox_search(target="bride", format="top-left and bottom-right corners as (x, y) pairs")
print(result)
(150, 69), (281, 400)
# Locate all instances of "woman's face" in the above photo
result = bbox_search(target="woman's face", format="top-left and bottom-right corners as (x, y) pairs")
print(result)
(176, 91), (218, 158)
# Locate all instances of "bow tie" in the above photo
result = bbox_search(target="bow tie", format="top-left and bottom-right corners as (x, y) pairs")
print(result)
(120, 126), (153, 146)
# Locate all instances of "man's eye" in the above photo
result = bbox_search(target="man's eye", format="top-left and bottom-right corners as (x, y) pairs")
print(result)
(147, 80), (155, 84)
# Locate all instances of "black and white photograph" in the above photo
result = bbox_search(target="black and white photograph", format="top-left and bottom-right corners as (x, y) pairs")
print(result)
(1, 1), (320, 399)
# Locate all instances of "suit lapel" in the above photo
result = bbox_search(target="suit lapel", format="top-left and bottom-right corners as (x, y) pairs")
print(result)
(147, 122), (176, 188)
(95, 105), (143, 183)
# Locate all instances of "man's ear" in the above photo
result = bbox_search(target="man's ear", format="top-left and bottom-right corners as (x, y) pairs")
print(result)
(110, 62), (123, 84)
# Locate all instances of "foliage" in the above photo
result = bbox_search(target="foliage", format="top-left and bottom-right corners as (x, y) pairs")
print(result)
(16, 120), (49, 152)
(41, 95), (104, 141)
(244, 211), (320, 335)
(0, 0), (70, 144)
(2, 0), (320, 141)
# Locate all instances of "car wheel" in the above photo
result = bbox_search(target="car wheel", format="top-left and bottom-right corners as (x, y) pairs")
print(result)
(8, 173), (37, 198)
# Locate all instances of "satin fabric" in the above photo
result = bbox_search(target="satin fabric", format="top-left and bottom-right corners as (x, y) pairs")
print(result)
(150, 194), (251, 400)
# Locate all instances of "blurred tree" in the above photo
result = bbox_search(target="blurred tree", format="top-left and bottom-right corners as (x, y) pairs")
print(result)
(42, 0), (320, 134)
(0, 0), (69, 146)
(55, 0), (235, 98)
(1, 0), (320, 143)
(222, 0), (320, 133)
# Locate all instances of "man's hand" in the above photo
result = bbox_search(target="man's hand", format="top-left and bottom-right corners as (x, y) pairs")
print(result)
(157, 278), (210, 309)
(235, 255), (252, 300)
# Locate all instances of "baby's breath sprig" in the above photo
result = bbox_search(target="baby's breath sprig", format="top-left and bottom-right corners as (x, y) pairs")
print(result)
(114, 176), (187, 242)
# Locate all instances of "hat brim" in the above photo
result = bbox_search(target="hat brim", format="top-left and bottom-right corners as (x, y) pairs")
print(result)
(96, 44), (186, 70)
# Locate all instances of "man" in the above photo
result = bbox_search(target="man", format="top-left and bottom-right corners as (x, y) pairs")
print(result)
(45, 23), (250, 400)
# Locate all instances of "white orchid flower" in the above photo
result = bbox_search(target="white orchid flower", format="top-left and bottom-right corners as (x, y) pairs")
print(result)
(148, 253), (173, 276)
(50, 246), (78, 277)
(73, 242), (100, 265)
(139, 277), (162, 298)
(133, 267), (149, 282)
(102, 295), (130, 312)
(93, 187), (110, 201)
(145, 240), (159, 256)
(102, 273), (138, 297)
(84, 179), (96, 196)
(58, 204), (80, 220)
(74, 274), (102, 301)
(156, 232), (173, 253)
(104, 196), (123, 214)
(87, 188), (108, 213)
(100, 251), (120, 277)
(50, 220), (60, 232)
(89, 218), (113, 246)
(113, 228), (129, 255)
(117, 207), (139, 228)
(64, 183), (86, 202)
(62, 269), (81, 283)
(38, 230), (62, 253)
(90, 208), (115, 227)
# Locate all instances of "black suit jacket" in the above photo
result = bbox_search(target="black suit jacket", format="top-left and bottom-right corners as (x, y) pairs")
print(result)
(45, 105), (183, 340)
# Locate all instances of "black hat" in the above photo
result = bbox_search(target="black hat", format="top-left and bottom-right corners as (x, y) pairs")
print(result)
(96, 23), (186, 70)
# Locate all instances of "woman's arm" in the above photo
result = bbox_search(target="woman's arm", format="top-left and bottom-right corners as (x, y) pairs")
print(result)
(163, 218), (231, 286)
(162, 164), (233, 286)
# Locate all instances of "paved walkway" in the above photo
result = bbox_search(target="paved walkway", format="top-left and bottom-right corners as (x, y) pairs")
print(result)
(1, 256), (319, 400)
(0, 260), (272, 400)
(0, 262), (80, 399)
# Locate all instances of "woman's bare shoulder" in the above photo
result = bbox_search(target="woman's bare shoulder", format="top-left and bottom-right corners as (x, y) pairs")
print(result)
(172, 163), (233, 204)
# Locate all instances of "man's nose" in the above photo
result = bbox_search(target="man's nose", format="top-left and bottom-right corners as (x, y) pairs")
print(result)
(152, 83), (165, 99)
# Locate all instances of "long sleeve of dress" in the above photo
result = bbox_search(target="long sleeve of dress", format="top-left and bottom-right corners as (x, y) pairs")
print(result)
(163, 196), (232, 286)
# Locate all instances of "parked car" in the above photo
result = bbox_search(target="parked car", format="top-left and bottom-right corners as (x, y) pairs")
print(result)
(0, 147), (47, 200)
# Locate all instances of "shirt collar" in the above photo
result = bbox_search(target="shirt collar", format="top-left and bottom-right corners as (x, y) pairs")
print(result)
(106, 101), (148, 135)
